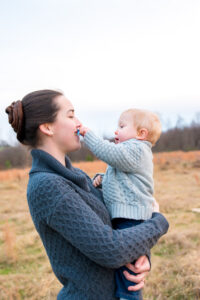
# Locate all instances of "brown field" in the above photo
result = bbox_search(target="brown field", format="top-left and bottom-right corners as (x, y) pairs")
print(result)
(0, 151), (200, 299)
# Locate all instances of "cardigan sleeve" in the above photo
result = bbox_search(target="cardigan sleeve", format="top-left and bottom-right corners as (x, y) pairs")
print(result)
(41, 179), (169, 269)
(84, 131), (142, 172)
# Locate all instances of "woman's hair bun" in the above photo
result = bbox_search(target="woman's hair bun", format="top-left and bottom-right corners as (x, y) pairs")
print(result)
(5, 90), (62, 147)
(5, 100), (24, 142)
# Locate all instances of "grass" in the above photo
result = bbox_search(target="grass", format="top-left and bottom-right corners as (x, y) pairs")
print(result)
(0, 151), (200, 299)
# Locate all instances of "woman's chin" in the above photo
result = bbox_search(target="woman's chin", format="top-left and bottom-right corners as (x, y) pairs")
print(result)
(72, 141), (82, 152)
(76, 142), (82, 151)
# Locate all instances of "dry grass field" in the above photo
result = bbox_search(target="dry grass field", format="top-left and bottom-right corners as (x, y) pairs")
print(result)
(0, 151), (200, 299)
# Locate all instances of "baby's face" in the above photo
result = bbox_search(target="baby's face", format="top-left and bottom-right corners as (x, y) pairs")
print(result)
(115, 112), (138, 144)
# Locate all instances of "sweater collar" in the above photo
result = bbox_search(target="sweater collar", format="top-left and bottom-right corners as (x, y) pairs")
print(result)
(30, 149), (90, 191)
(126, 138), (152, 148)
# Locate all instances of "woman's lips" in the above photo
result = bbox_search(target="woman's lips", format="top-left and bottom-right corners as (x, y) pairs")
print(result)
(75, 129), (80, 136)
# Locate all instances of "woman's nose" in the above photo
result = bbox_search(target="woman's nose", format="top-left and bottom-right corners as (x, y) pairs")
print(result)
(75, 118), (82, 128)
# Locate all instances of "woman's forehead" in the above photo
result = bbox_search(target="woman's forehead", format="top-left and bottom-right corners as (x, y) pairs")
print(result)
(56, 95), (74, 111)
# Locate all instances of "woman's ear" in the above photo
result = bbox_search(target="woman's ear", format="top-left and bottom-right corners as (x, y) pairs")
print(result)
(136, 128), (148, 141)
(39, 124), (54, 136)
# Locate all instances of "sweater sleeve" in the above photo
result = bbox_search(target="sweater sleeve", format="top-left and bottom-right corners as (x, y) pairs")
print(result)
(84, 131), (142, 172)
(43, 180), (169, 269)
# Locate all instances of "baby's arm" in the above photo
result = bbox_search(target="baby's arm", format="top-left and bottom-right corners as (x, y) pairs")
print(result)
(79, 127), (142, 172)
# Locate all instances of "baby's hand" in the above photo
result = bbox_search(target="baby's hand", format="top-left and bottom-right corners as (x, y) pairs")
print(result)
(79, 125), (90, 136)
(93, 175), (102, 187)
(153, 200), (160, 213)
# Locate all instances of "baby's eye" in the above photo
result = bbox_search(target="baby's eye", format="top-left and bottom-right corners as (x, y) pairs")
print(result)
(120, 125), (124, 128)
(68, 115), (74, 119)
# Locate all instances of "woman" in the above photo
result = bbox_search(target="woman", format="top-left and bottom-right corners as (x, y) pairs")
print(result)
(6, 90), (169, 300)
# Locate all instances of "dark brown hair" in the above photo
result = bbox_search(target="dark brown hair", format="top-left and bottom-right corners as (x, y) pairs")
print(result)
(5, 89), (63, 148)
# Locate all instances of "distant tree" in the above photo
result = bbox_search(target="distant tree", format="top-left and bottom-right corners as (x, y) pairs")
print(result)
(0, 144), (31, 170)
(154, 113), (200, 152)
(175, 115), (185, 129)
(0, 140), (10, 147)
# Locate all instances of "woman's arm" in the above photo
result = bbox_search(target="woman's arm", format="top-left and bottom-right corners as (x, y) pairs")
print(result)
(43, 178), (169, 269)
(125, 201), (161, 289)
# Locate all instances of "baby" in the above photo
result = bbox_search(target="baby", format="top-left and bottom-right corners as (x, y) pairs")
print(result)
(79, 108), (161, 300)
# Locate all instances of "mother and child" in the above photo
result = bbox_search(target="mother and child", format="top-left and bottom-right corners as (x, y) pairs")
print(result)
(6, 90), (169, 300)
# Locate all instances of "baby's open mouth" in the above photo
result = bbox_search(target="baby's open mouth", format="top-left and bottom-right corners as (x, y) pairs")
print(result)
(115, 138), (119, 143)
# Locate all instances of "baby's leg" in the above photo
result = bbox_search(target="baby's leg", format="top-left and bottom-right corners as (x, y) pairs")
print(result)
(115, 265), (143, 300)
(112, 218), (144, 300)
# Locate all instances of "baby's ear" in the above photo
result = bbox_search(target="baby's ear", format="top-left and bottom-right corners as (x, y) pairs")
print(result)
(137, 128), (148, 141)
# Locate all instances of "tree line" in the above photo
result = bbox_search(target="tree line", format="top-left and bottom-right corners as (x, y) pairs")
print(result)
(153, 118), (200, 152)
(0, 118), (200, 170)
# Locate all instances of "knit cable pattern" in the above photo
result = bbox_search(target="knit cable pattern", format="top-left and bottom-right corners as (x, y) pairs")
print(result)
(27, 149), (169, 300)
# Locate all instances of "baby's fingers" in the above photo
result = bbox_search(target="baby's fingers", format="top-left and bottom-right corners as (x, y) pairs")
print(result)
(93, 180), (98, 187)
(97, 177), (102, 185)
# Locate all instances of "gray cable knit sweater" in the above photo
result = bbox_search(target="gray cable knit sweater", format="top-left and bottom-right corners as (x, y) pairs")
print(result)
(27, 149), (169, 300)
(84, 131), (155, 220)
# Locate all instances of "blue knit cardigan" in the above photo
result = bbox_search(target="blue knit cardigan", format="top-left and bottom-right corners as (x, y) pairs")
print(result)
(84, 131), (155, 220)
(27, 149), (169, 300)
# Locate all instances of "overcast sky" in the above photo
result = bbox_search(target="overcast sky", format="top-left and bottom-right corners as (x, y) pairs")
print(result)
(1, 0), (200, 143)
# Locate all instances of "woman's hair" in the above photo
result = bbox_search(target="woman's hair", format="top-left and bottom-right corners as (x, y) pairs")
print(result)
(5, 89), (63, 148)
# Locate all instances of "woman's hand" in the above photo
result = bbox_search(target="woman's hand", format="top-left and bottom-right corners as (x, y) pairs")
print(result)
(123, 255), (150, 291)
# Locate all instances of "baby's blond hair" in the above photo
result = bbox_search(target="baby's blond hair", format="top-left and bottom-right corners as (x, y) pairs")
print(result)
(121, 109), (162, 146)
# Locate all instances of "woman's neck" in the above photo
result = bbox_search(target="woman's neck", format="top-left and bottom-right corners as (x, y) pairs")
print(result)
(37, 143), (66, 166)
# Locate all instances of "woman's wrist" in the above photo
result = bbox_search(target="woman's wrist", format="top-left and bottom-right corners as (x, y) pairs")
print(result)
(152, 212), (169, 233)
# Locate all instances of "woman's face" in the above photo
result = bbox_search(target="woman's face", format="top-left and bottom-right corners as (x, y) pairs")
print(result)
(50, 95), (81, 153)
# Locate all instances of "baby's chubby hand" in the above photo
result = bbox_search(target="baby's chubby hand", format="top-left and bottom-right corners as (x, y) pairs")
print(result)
(93, 175), (103, 187)
(79, 125), (90, 136)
